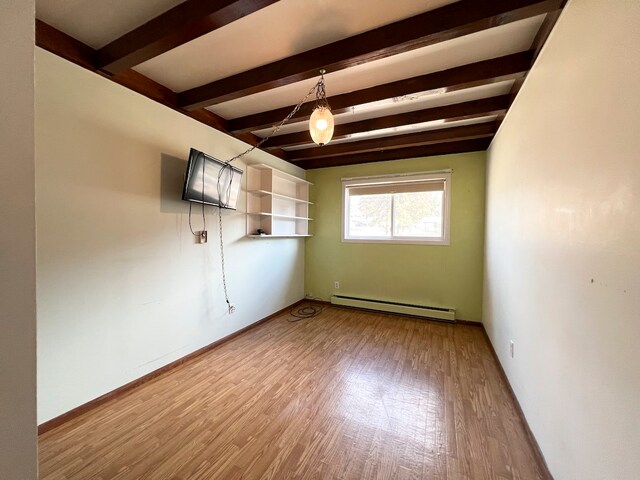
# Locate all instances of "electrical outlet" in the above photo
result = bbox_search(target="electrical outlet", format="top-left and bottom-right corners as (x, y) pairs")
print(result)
(334, 281), (340, 289)
(510, 340), (514, 358)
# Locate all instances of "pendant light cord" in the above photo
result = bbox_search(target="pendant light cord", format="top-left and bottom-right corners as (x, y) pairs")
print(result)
(223, 79), (321, 166)
(205, 73), (328, 313)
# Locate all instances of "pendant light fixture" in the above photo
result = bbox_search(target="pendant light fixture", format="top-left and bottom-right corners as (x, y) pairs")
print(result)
(309, 70), (334, 146)
(208, 69), (332, 314)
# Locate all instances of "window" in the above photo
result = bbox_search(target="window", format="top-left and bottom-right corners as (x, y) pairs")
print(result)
(342, 171), (451, 245)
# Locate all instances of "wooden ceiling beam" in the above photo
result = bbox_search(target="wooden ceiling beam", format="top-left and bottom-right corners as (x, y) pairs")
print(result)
(496, 1), (567, 127)
(34, 20), (291, 158)
(35, 19), (97, 70)
(178, 0), (563, 109)
(288, 123), (495, 161)
(228, 51), (531, 134)
(96, 0), (281, 74)
(296, 138), (492, 170)
(531, 1), (567, 62)
(264, 95), (509, 150)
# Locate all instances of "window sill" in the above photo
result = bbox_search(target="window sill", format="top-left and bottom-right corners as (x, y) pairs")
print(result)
(342, 237), (449, 246)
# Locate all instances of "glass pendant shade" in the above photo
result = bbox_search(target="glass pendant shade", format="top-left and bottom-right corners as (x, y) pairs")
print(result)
(309, 106), (334, 146)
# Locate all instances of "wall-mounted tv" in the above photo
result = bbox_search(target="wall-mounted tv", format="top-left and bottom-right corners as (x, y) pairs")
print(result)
(182, 148), (243, 210)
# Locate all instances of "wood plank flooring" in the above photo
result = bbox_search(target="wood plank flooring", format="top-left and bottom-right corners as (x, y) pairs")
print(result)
(39, 307), (549, 479)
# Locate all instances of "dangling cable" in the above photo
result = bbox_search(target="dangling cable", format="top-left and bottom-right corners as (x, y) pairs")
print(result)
(220, 79), (321, 168)
(217, 202), (233, 312)
(216, 162), (234, 312)
(215, 72), (328, 313)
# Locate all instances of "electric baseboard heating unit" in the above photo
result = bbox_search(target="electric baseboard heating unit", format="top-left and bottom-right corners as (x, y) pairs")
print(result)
(331, 295), (456, 322)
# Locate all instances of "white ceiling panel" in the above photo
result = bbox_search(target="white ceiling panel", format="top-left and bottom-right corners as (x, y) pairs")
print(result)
(36, 0), (185, 49)
(285, 116), (498, 150)
(208, 15), (543, 120)
(253, 80), (514, 138)
(134, 0), (458, 92)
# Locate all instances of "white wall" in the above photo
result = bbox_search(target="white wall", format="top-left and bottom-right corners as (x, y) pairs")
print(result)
(36, 49), (306, 423)
(484, 1), (640, 479)
(0, 1), (38, 478)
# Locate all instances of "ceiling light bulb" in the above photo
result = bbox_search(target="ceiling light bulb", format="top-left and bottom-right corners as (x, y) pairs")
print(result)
(309, 106), (334, 146)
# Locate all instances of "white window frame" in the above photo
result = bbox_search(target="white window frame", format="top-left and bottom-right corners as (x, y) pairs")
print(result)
(341, 170), (451, 245)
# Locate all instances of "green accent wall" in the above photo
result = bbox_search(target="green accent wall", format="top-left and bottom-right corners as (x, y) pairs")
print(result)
(304, 151), (486, 322)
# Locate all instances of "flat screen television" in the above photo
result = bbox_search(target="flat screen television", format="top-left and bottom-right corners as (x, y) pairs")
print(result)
(182, 148), (243, 210)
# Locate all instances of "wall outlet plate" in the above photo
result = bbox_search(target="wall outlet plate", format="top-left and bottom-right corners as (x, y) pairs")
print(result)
(334, 281), (340, 289)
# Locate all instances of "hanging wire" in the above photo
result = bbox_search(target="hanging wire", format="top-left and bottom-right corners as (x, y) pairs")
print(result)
(223, 78), (322, 166)
(209, 73), (328, 313)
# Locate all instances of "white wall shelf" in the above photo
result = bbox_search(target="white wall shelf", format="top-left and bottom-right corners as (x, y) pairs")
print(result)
(246, 164), (313, 238)
(247, 189), (313, 205)
(248, 234), (312, 238)
(247, 212), (312, 221)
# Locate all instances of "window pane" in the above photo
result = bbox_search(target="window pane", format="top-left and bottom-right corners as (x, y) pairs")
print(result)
(392, 191), (443, 237)
(348, 193), (392, 237)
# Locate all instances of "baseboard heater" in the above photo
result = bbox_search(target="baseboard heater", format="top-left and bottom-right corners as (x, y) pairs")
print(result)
(331, 295), (456, 322)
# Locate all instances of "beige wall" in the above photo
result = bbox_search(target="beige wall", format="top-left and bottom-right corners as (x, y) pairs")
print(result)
(484, 1), (640, 478)
(36, 49), (306, 423)
(305, 152), (486, 321)
(0, 0), (38, 478)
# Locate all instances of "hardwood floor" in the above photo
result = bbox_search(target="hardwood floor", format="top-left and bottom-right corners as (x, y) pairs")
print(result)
(39, 307), (549, 479)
